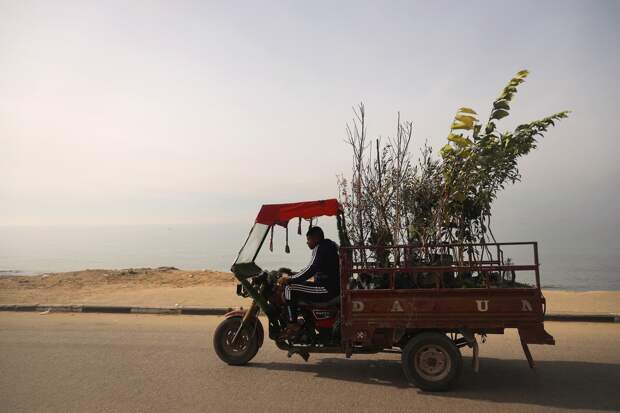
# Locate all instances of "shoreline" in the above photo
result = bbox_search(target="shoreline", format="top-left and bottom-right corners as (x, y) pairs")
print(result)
(1, 269), (619, 293)
(1, 268), (619, 315)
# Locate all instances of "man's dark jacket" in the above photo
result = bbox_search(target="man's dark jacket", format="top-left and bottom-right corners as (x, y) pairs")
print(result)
(289, 238), (340, 297)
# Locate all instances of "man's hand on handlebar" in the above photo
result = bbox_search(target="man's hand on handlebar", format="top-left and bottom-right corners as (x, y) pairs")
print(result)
(277, 275), (290, 286)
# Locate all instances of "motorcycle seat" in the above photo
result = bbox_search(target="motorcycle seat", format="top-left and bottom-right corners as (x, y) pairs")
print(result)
(298, 296), (341, 308)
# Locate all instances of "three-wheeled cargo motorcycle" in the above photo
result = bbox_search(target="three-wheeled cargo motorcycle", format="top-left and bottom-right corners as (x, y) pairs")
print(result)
(213, 199), (555, 391)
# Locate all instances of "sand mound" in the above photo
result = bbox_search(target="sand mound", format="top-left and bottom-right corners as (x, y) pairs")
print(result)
(0, 267), (236, 290)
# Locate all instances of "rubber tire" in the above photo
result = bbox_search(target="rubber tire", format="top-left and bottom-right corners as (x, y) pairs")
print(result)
(401, 332), (462, 391)
(213, 317), (260, 365)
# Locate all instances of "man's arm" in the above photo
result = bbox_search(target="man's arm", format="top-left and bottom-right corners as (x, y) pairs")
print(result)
(288, 245), (322, 284)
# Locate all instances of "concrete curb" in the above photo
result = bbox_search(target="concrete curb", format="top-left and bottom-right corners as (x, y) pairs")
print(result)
(544, 313), (619, 323)
(0, 304), (617, 322)
(0, 304), (232, 316)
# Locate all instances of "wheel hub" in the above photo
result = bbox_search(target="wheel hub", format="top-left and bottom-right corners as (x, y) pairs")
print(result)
(414, 345), (451, 382)
(223, 327), (249, 353)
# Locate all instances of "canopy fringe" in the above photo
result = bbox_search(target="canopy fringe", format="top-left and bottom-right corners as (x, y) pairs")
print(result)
(269, 226), (274, 252)
(285, 225), (290, 254)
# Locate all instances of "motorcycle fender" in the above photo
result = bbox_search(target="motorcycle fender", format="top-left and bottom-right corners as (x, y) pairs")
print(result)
(224, 310), (246, 319)
(223, 310), (264, 348)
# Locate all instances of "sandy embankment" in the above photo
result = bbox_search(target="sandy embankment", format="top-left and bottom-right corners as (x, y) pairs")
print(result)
(0, 268), (248, 308)
(1, 268), (619, 314)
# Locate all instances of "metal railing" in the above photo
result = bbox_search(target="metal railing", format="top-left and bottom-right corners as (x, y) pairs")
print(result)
(339, 242), (541, 290)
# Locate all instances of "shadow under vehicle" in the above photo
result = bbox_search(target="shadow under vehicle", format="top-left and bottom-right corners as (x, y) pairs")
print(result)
(213, 199), (554, 391)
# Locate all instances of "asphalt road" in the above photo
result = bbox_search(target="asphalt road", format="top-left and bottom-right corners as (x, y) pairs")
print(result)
(1, 313), (619, 413)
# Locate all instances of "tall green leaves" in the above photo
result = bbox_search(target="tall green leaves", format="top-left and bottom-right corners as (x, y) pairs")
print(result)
(485, 69), (529, 134)
(438, 69), (570, 243)
(339, 70), (569, 250)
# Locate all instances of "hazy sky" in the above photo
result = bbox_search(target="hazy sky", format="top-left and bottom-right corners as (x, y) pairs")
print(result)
(1, 1), (618, 249)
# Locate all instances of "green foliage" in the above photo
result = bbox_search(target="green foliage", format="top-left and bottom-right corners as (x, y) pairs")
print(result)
(438, 70), (570, 243)
(339, 70), (569, 250)
(403, 143), (443, 244)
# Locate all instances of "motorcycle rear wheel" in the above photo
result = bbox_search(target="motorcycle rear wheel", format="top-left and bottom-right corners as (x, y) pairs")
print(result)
(213, 316), (260, 365)
(402, 332), (462, 391)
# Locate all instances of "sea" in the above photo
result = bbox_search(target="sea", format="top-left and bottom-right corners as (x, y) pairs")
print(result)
(1, 223), (618, 291)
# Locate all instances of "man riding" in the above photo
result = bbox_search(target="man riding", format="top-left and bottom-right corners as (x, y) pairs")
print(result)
(278, 226), (340, 335)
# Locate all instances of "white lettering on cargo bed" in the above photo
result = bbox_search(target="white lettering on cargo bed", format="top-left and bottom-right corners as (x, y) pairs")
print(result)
(390, 300), (404, 312)
(476, 300), (489, 312)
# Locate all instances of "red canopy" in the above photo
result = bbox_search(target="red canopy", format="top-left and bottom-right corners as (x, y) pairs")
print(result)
(255, 199), (341, 226)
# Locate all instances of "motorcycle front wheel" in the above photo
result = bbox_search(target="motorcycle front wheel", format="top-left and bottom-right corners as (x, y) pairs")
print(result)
(213, 316), (260, 365)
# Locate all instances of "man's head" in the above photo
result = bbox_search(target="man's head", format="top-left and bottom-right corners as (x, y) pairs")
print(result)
(306, 226), (324, 249)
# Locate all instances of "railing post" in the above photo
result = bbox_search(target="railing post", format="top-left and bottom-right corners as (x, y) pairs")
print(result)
(533, 242), (541, 289)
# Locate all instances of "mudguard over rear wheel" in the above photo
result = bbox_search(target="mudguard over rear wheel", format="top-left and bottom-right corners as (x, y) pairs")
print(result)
(402, 332), (462, 391)
(213, 316), (260, 365)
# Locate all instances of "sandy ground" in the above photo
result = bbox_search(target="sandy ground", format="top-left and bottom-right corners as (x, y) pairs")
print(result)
(1, 268), (619, 314)
(543, 290), (620, 315)
(0, 268), (248, 308)
(1, 313), (619, 413)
